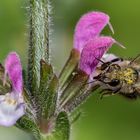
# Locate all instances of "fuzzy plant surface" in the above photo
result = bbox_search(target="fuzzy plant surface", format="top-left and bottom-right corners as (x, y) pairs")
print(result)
(0, 0), (124, 140)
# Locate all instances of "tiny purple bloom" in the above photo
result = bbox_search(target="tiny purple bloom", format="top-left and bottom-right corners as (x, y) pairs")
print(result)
(74, 11), (114, 53)
(0, 52), (24, 127)
(79, 36), (115, 75)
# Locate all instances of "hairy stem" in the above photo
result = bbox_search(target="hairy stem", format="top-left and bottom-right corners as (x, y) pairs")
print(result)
(28, 0), (50, 94)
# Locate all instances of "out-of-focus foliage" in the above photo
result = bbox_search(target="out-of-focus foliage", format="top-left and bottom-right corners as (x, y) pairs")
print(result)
(1, 0), (140, 140)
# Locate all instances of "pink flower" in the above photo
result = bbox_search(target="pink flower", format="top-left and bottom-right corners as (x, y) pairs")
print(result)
(74, 11), (114, 53)
(0, 52), (24, 127)
(79, 36), (115, 75)
(73, 11), (124, 76)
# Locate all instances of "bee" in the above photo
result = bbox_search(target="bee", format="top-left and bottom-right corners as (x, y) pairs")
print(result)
(93, 54), (140, 99)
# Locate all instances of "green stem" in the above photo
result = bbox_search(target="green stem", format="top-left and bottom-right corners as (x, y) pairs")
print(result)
(28, 0), (50, 94)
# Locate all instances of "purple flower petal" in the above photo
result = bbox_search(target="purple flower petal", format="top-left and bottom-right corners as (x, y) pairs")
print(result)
(5, 52), (23, 94)
(79, 36), (115, 75)
(74, 11), (112, 53)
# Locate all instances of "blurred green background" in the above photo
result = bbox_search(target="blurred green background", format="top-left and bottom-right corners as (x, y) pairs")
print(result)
(1, 0), (140, 140)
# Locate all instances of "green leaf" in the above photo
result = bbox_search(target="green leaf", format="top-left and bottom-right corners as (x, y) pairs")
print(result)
(44, 74), (59, 119)
(37, 59), (53, 118)
(53, 112), (70, 140)
(16, 115), (41, 140)
(28, 0), (50, 94)
(64, 85), (100, 112)
(60, 70), (89, 108)
(59, 49), (80, 90)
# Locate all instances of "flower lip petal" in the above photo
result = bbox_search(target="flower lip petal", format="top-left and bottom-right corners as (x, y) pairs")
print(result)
(0, 93), (24, 127)
(74, 11), (111, 53)
(5, 52), (23, 94)
(79, 36), (116, 75)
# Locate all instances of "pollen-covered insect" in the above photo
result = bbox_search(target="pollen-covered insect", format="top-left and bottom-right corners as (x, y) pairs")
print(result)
(93, 54), (140, 99)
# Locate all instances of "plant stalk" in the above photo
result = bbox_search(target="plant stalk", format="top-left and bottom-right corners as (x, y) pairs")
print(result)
(28, 0), (50, 94)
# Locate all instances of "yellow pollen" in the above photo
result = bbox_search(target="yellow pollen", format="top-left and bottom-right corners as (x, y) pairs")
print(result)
(6, 98), (17, 105)
(124, 68), (133, 77)
(121, 68), (136, 85)
(126, 79), (133, 84)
